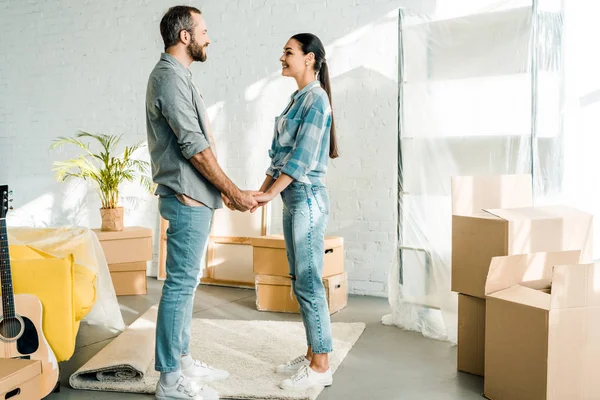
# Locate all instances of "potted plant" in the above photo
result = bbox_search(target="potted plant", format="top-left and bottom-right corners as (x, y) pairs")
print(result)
(51, 131), (154, 231)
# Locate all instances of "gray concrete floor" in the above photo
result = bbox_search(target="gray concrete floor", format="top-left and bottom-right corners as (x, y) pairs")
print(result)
(48, 279), (484, 399)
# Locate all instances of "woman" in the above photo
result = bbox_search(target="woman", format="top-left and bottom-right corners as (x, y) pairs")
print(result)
(253, 33), (339, 391)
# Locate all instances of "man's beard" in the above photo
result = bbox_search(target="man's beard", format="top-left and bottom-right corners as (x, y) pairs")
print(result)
(187, 36), (207, 62)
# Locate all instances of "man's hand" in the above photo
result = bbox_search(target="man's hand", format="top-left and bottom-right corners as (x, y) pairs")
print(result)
(230, 190), (261, 212)
(221, 194), (235, 210)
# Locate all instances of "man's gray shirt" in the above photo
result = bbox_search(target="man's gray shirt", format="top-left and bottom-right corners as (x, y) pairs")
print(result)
(146, 53), (222, 209)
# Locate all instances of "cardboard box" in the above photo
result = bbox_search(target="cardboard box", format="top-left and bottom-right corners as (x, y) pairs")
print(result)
(255, 273), (347, 314)
(484, 250), (587, 400)
(0, 358), (41, 400)
(452, 205), (593, 299)
(457, 294), (486, 377)
(94, 227), (152, 295)
(108, 261), (147, 296)
(252, 235), (344, 278)
(94, 227), (153, 265)
(458, 250), (581, 379)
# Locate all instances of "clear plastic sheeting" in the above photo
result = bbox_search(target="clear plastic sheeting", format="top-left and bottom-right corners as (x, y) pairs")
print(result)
(7, 226), (125, 331)
(551, 1), (600, 258)
(383, 0), (565, 343)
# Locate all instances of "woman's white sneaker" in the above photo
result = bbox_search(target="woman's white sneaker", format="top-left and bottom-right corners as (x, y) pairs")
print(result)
(279, 365), (333, 391)
(275, 355), (311, 374)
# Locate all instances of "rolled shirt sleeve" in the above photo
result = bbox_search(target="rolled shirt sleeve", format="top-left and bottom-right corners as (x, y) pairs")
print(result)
(157, 75), (210, 159)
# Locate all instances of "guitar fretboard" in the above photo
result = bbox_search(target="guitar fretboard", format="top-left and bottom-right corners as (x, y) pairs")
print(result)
(0, 219), (16, 319)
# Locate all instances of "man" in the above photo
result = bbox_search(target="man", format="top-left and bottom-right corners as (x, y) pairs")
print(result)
(146, 6), (257, 400)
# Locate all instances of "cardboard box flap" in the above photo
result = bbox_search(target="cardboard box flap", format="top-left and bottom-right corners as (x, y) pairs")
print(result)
(451, 174), (532, 216)
(484, 205), (592, 222)
(0, 359), (41, 394)
(550, 263), (600, 309)
(94, 227), (152, 241)
(488, 285), (551, 310)
(485, 250), (581, 296)
(255, 275), (291, 286)
(251, 235), (343, 250)
(519, 279), (551, 291)
(109, 261), (148, 272)
(483, 206), (593, 261)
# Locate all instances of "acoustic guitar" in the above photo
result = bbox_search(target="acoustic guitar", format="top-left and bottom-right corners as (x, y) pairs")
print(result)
(0, 185), (59, 398)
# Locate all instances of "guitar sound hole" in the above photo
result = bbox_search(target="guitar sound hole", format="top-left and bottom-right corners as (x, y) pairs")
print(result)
(0, 318), (23, 340)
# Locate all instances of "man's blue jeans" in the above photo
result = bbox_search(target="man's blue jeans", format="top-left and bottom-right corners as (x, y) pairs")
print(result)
(281, 182), (333, 354)
(155, 195), (213, 372)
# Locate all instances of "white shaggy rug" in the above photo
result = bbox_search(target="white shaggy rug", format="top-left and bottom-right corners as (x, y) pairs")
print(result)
(70, 305), (366, 399)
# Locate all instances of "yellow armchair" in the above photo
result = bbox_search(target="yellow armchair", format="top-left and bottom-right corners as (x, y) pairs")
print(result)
(8, 244), (97, 362)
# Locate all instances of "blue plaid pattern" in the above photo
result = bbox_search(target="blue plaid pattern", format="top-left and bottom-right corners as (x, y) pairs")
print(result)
(266, 81), (332, 186)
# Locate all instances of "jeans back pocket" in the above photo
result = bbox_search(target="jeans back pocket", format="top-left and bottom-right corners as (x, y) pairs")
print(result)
(311, 186), (330, 215)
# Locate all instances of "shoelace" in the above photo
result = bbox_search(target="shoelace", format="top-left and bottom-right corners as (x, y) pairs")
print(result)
(287, 356), (306, 366)
(193, 360), (214, 370)
(292, 365), (310, 382)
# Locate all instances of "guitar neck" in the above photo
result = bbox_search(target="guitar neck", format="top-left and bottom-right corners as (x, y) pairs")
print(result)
(0, 219), (16, 319)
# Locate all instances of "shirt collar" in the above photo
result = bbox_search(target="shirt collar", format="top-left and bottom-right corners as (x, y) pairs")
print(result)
(160, 53), (192, 78)
(292, 80), (320, 101)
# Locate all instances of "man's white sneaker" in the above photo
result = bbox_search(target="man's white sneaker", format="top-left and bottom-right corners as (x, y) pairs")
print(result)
(279, 365), (333, 391)
(155, 376), (219, 400)
(275, 355), (311, 374)
(181, 359), (229, 382)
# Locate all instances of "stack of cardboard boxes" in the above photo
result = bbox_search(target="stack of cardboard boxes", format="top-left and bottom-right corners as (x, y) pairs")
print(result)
(94, 227), (153, 296)
(452, 174), (596, 399)
(251, 235), (347, 314)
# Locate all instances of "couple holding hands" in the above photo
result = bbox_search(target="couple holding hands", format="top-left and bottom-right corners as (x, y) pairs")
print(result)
(146, 5), (339, 400)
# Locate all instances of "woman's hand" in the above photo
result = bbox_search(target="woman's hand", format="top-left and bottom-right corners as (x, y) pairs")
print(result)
(250, 173), (293, 213)
(250, 191), (275, 213)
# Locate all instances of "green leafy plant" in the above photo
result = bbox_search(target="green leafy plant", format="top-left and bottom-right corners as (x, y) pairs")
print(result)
(51, 131), (154, 209)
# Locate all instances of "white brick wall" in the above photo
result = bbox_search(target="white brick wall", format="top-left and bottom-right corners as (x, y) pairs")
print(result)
(0, 0), (435, 296)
